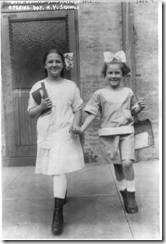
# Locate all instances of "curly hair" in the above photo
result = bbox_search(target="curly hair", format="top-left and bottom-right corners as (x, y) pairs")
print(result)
(101, 58), (130, 77)
(43, 48), (66, 78)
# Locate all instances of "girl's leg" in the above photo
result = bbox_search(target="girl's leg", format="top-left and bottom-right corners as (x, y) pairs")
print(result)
(122, 160), (138, 213)
(52, 174), (67, 235)
(120, 133), (138, 213)
(113, 164), (126, 191)
(53, 174), (67, 199)
(113, 164), (128, 208)
(122, 160), (135, 191)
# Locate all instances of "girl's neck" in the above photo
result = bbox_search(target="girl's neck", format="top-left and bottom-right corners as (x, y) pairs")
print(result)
(106, 84), (123, 91)
(45, 75), (64, 83)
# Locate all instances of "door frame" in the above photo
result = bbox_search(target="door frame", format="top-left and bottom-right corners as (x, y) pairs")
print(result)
(121, 2), (136, 93)
(1, 10), (80, 166)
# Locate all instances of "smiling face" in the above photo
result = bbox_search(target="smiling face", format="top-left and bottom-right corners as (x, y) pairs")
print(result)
(44, 53), (64, 79)
(106, 63), (123, 89)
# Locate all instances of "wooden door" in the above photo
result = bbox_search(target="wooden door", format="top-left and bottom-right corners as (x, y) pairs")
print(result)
(1, 10), (79, 165)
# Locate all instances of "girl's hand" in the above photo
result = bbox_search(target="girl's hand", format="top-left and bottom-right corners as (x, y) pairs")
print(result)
(137, 98), (145, 109)
(40, 98), (52, 111)
(69, 124), (82, 135)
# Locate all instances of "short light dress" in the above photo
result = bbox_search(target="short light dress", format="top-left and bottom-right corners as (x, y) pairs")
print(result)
(28, 78), (85, 175)
(84, 87), (139, 164)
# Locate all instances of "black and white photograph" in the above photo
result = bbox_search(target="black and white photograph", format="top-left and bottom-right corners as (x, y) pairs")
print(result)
(1, 0), (162, 240)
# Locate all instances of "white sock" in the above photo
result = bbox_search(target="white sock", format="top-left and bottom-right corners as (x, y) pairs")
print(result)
(53, 174), (67, 199)
(117, 179), (126, 191)
(126, 179), (135, 192)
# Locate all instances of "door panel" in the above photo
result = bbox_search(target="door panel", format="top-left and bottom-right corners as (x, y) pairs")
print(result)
(2, 10), (79, 159)
(9, 14), (70, 89)
(14, 91), (37, 146)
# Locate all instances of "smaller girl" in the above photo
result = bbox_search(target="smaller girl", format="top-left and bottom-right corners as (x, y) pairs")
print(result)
(27, 48), (85, 235)
(79, 51), (145, 213)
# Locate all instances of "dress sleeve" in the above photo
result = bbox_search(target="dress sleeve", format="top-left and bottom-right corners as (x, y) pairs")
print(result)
(71, 85), (83, 113)
(84, 92), (101, 116)
(27, 85), (38, 112)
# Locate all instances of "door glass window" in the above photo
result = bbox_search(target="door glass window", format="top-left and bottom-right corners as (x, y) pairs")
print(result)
(9, 17), (70, 89)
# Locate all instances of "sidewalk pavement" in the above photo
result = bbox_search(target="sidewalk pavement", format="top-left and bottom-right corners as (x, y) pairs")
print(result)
(2, 160), (161, 240)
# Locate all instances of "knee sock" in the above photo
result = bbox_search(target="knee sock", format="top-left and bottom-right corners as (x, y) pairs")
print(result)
(53, 174), (67, 199)
(126, 179), (135, 192)
(117, 179), (126, 191)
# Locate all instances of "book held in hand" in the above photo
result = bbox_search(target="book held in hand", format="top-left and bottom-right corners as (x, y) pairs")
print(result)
(32, 82), (52, 117)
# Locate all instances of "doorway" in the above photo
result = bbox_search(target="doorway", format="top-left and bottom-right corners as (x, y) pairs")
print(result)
(1, 10), (79, 165)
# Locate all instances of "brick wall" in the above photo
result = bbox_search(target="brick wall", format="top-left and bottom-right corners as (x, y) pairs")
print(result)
(78, 1), (122, 162)
(133, 2), (159, 161)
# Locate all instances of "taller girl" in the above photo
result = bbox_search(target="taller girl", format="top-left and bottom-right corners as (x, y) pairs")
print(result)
(80, 51), (145, 213)
(27, 49), (85, 234)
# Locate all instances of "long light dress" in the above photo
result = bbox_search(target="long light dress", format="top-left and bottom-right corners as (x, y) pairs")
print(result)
(27, 78), (85, 175)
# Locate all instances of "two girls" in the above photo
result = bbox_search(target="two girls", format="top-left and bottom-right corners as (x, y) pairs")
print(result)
(28, 49), (145, 236)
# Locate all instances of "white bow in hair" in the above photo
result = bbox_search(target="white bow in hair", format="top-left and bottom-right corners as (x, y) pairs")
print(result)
(64, 53), (74, 70)
(103, 51), (126, 63)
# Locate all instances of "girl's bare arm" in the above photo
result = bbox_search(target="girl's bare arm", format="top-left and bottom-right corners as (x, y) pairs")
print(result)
(70, 109), (82, 134)
(133, 98), (145, 115)
(80, 114), (96, 133)
(28, 98), (52, 118)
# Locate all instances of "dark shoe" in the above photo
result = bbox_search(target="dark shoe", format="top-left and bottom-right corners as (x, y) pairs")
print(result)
(52, 198), (65, 235)
(120, 189), (129, 213)
(126, 191), (138, 214)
